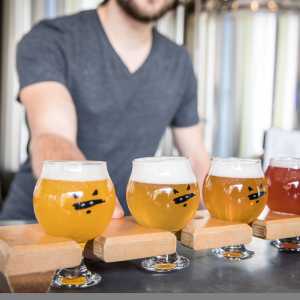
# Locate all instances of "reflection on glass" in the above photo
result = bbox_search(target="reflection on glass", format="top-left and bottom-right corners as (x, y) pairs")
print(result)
(127, 156), (200, 272)
(33, 161), (116, 288)
(266, 157), (300, 252)
(204, 158), (268, 260)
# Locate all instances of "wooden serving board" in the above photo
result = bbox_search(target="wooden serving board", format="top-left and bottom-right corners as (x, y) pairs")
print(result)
(0, 240), (9, 274)
(0, 224), (82, 293)
(0, 240), (11, 293)
(86, 217), (177, 262)
(252, 209), (300, 240)
(181, 210), (252, 250)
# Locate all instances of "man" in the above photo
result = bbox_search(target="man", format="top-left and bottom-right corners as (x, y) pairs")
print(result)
(0, 0), (210, 220)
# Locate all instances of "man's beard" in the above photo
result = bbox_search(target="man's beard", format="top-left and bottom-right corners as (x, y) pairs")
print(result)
(116, 0), (178, 23)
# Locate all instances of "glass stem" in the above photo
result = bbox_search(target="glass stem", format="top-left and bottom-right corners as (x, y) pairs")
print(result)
(58, 259), (85, 278)
(58, 242), (87, 279)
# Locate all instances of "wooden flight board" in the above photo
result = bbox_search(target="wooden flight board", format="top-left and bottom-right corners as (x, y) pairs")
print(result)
(181, 210), (252, 250)
(0, 240), (10, 293)
(252, 209), (300, 240)
(86, 217), (177, 262)
(0, 224), (82, 293)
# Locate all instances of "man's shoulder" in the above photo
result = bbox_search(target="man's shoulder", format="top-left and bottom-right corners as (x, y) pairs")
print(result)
(21, 10), (93, 41)
(155, 31), (192, 64)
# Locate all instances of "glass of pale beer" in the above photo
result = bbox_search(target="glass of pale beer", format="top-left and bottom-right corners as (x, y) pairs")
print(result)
(127, 156), (200, 272)
(266, 157), (300, 252)
(33, 161), (116, 288)
(204, 158), (268, 260)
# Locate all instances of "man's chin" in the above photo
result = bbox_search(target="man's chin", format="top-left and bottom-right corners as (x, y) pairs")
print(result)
(116, 0), (178, 24)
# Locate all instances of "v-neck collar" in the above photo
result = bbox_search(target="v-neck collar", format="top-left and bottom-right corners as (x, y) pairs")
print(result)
(92, 9), (158, 77)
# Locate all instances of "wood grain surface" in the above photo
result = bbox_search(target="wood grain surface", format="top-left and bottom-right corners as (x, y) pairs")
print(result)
(181, 210), (252, 250)
(0, 224), (82, 276)
(252, 209), (300, 240)
(90, 217), (177, 262)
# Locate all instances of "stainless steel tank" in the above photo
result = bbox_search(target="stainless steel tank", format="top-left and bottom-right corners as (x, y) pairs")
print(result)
(192, 0), (300, 158)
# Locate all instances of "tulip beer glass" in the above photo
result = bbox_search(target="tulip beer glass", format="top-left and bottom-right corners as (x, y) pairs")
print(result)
(266, 157), (300, 252)
(33, 161), (116, 288)
(204, 158), (268, 260)
(127, 157), (200, 272)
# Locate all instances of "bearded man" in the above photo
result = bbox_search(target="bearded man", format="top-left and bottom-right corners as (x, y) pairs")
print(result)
(0, 0), (209, 220)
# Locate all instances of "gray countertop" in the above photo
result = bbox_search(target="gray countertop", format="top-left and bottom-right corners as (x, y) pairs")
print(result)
(51, 238), (300, 293)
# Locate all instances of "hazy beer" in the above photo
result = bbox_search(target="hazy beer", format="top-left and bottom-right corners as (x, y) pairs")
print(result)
(127, 157), (200, 232)
(204, 158), (268, 223)
(266, 158), (300, 215)
(34, 178), (115, 242)
(127, 182), (199, 232)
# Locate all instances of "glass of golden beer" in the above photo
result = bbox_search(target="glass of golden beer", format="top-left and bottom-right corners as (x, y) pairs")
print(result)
(33, 161), (116, 288)
(204, 158), (268, 260)
(127, 156), (200, 272)
(266, 157), (300, 252)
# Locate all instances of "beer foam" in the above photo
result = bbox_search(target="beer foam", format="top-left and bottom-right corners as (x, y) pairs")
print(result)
(270, 157), (300, 169)
(41, 161), (110, 181)
(210, 158), (264, 178)
(130, 156), (197, 184)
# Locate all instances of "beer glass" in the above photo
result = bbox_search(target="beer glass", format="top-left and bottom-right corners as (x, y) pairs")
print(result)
(204, 158), (268, 260)
(265, 157), (300, 252)
(33, 161), (116, 288)
(127, 157), (200, 272)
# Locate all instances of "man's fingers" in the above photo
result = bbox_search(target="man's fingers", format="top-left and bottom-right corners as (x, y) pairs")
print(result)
(112, 198), (125, 219)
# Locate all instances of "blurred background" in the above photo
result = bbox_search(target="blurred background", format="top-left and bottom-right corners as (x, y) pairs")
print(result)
(0, 0), (300, 200)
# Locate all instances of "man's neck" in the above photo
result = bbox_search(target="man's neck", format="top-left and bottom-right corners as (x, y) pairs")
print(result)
(98, 1), (153, 52)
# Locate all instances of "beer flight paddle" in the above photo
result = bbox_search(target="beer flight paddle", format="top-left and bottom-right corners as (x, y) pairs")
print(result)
(1, 156), (299, 292)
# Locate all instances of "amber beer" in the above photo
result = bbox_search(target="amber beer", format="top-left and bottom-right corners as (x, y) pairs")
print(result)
(266, 158), (300, 215)
(204, 158), (268, 223)
(127, 157), (200, 232)
(33, 161), (116, 243)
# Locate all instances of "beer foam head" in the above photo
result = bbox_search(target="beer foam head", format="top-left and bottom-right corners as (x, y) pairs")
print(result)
(41, 161), (110, 181)
(210, 157), (264, 178)
(130, 156), (196, 184)
(270, 157), (300, 169)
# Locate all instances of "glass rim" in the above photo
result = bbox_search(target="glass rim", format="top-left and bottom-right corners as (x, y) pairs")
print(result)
(43, 160), (107, 166)
(41, 160), (109, 181)
(270, 157), (300, 162)
(269, 157), (300, 168)
(211, 157), (261, 164)
(132, 156), (189, 164)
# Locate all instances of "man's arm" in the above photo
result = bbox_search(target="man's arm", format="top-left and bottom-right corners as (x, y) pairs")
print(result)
(21, 82), (84, 176)
(172, 123), (210, 198)
(20, 81), (124, 218)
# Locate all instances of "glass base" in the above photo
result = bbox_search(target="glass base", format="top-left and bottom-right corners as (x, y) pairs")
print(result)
(141, 253), (190, 273)
(51, 261), (101, 288)
(271, 237), (300, 252)
(212, 244), (255, 261)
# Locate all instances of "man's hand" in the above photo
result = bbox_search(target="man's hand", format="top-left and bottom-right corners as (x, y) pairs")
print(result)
(20, 81), (124, 218)
(172, 123), (210, 203)
(113, 198), (125, 218)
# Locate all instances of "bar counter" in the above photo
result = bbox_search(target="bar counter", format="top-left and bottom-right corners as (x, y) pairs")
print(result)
(51, 238), (299, 293)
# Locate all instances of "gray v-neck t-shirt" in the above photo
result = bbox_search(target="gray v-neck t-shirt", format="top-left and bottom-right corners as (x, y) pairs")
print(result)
(1, 9), (199, 219)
